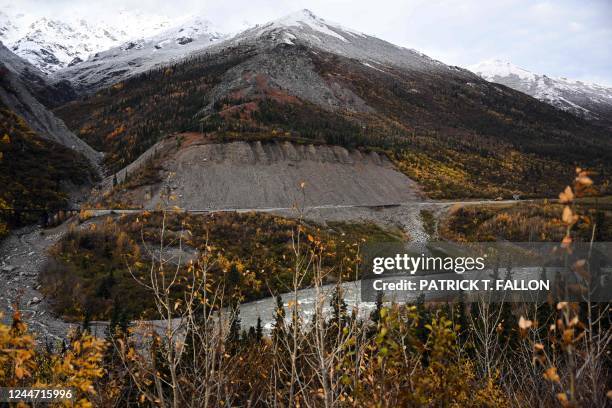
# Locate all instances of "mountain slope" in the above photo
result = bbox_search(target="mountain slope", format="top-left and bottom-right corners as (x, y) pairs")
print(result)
(469, 59), (612, 127)
(0, 43), (100, 233)
(54, 10), (612, 200)
(0, 43), (101, 166)
(0, 99), (95, 221)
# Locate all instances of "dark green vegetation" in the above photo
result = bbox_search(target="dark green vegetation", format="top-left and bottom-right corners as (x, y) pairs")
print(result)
(54, 49), (255, 172)
(310, 52), (611, 198)
(55, 44), (612, 198)
(440, 199), (611, 242)
(420, 209), (436, 238)
(0, 100), (95, 236)
(41, 211), (404, 320)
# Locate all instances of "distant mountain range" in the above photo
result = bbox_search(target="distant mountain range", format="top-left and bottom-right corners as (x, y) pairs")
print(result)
(469, 59), (612, 127)
(0, 8), (174, 73)
(3, 7), (611, 128)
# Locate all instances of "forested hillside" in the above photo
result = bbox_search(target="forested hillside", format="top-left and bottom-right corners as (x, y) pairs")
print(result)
(55, 44), (612, 199)
(0, 100), (95, 235)
(54, 48), (255, 171)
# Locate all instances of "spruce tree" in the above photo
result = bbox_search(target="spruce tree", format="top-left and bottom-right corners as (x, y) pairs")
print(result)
(329, 285), (348, 342)
(370, 291), (384, 325)
(81, 309), (91, 334)
(227, 304), (242, 354)
(255, 316), (263, 342)
(272, 295), (286, 342)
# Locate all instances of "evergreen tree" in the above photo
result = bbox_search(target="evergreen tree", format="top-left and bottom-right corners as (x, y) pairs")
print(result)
(227, 304), (242, 354)
(272, 295), (286, 342)
(107, 299), (121, 339)
(370, 291), (384, 325)
(594, 210), (605, 242)
(414, 293), (429, 344)
(81, 309), (91, 334)
(329, 285), (348, 341)
(255, 316), (263, 342)
(455, 290), (469, 344)
(246, 327), (256, 343)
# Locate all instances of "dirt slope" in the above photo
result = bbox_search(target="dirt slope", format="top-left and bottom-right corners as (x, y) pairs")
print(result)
(104, 136), (421, 210)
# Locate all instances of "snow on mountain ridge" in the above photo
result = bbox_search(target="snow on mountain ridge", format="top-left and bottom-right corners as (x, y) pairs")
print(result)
(469, 59), (536, 82)
(468, 59), (612, 125)
(0, 8), (175, 73)
(269, 9), (366, 42)
(52, 14), (226, 92)
(224, 9), (449, 75)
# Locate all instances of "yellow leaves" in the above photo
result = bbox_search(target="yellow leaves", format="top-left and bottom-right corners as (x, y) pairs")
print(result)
(518, 316), (533, 330)
(1, 133), (10, 144)
(556, 392), (569, 407)
(562, 329), (575, 345)
(561, 206), (578, 225)
(14, 365), (25, 379)
(575, 175), (593, 186)
(107, 124), (126, 140)
(558, 186), (574, 203)
(543, 366), (561, 383)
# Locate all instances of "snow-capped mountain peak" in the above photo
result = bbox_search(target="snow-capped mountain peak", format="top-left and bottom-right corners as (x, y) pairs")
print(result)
(268, 9), (366, 42)
(244, 9), (366, 45)
(469, 59), (536, 82)
(9, 16), (123, 73)
(226, 9), (447, 74)
(468, 59), (612, 126)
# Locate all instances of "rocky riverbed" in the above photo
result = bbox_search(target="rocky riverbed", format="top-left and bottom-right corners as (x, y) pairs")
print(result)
(0, 224), (76, 342)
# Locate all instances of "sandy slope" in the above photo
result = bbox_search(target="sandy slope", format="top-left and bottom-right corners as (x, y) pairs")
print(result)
(104, 137), (422, 210)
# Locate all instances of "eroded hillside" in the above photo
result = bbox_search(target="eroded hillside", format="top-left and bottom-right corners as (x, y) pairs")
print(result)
(97, 135), (421, 210)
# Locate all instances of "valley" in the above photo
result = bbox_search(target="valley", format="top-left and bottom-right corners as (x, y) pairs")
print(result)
(1, 7), (610, 338)
(0, 6), (610, 406)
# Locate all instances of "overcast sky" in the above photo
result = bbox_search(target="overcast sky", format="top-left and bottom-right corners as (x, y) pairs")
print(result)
(4, 0), (612, 85)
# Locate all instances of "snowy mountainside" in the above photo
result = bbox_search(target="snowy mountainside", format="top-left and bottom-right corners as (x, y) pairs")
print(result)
(51, 15), (226, 92)
(0, 7), (173, 74)
(53, 9), (463, 94)
(469, 59), (612, 126)
(226, 9), (450, 73)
